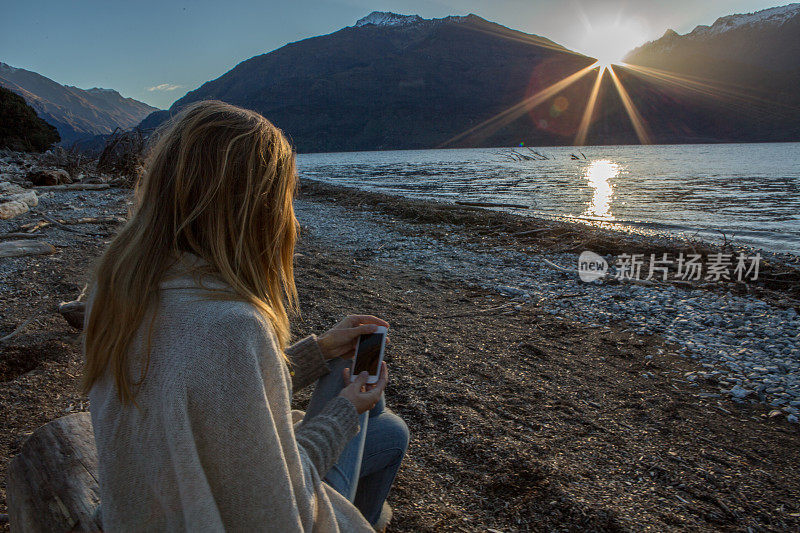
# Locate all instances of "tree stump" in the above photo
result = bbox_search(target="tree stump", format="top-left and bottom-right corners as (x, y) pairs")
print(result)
(58, 300), (86, 330)
(7, 412), (103, 532)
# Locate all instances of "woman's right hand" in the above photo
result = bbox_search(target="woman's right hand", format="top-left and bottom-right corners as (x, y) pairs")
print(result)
(338, 361), (388, 414)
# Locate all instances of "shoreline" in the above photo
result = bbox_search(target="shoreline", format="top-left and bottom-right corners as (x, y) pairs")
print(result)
(299, 179), (800, 303)
(1, 165), (799, 530)
(296, 142), (800, 259)
(314, 182), (800, 260)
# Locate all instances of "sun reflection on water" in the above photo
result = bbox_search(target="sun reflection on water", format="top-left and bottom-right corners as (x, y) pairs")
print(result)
(585, 159), (619, 218)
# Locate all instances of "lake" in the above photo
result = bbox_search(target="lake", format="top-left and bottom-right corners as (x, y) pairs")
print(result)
(297, 143), (800, 255)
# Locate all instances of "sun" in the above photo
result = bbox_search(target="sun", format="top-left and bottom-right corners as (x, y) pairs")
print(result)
(575, 17), (650, 67)
(441, 12), (657, 148)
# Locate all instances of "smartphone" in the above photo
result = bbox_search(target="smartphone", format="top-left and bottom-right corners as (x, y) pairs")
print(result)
(351, 326), (387, 384)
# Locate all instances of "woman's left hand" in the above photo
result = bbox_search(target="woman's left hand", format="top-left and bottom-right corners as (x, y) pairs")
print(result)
(317, 315), (390, 360)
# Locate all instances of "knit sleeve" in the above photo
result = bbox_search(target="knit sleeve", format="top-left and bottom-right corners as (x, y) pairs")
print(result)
(285, 334), (330, 394)
(178, 308), (359, 531)
(295, 396), (359, 478)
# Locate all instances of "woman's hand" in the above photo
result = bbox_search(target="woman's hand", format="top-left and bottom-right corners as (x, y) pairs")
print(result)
(316, 314), (389, 360)
(338, 361), (388, 414)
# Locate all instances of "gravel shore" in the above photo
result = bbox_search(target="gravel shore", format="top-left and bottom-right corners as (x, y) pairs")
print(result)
(297, 180), (800, 421)
(1, 168), (799, 531)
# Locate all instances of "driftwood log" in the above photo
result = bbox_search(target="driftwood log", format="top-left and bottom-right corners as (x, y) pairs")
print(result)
(0, 240), (55, 258)
(7, 413), (102, 532)
(455, 200), (529, 209)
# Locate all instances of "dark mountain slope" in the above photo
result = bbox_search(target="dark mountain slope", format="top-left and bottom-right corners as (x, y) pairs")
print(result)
(0, 86), (60, 151)
(140, 12), (594, 152)
(0, 63), (158, 145)
(612, 4), (800, 143)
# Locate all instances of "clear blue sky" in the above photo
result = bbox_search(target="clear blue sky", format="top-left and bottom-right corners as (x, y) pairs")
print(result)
(1, 0), (789, 109)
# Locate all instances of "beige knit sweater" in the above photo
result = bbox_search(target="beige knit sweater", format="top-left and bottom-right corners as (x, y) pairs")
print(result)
(87, 252), (375, 532)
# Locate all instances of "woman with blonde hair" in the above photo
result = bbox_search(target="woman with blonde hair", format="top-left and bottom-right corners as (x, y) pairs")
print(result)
(82, 100), (409, 532)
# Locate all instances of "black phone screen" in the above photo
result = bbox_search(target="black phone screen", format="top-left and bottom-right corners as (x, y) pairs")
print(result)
(353, 332), (385, 376)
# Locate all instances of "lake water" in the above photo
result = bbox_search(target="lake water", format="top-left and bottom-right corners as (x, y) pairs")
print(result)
(297, 143), (800, 255)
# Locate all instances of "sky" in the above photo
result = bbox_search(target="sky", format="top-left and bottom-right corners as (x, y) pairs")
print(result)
(0, 0), (791, 109)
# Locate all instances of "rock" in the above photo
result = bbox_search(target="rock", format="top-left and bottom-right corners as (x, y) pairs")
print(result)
(788, 414), (799, 424)
(497, 285), (527, 297)
(26, 168), (72, 186)
(728, 384), (752, 399)
(0, 190), (38, 220)
(0, 181), (25, 194)
(0, 197), (33, 219)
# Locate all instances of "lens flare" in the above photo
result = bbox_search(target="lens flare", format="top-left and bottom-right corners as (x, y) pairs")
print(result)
(607, 66), (652, 144)
(575, 65), (606, 146)
(621, 63), (800, 116)
(441, 62), (599, 147)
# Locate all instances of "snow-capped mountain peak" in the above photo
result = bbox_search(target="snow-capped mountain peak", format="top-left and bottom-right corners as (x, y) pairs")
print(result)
(354, 11), (472, 28)
(626, 2), (800, 59)
(355, 12), (424, 27)
(690, 3), (800, 37)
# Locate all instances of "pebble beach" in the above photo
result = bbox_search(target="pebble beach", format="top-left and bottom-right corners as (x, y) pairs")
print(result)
(296, 180), (800, 422)
(1, 150), (799, 530)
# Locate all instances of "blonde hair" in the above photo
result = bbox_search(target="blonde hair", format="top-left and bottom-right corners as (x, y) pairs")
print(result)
(82, 100), (299, 405)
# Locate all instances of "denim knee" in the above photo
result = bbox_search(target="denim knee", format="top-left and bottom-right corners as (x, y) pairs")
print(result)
(384, 410), (410, 455)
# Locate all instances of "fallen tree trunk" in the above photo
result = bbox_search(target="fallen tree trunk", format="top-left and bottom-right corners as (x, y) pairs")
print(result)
(0, 232), (43, 240)
(0, 240), (55, 258)
(513, 228), (551, 237)
(32, 183), (110, 192)
(7, 412), (102, 532)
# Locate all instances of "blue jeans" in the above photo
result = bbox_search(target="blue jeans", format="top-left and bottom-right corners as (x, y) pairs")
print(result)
(303, 357), (409, 526)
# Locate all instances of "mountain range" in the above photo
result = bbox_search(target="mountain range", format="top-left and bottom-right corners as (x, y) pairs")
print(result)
(617, 3), (800, 143)
(626, 3), (800, 74)
(4, 4), (800, 152)
(139, 5), (800, 151)
(0, 63), (158, 146)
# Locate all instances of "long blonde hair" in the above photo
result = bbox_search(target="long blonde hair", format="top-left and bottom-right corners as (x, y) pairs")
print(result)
(82, 100), (299, 404)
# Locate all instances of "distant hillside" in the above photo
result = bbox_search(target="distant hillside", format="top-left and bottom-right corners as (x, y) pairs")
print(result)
(0, 86), (60, 151)
(616, 3), (800, 143)
(139, 12), (593, 152)
(626, 4), (800, 75)
(0, 63), (158, 145)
